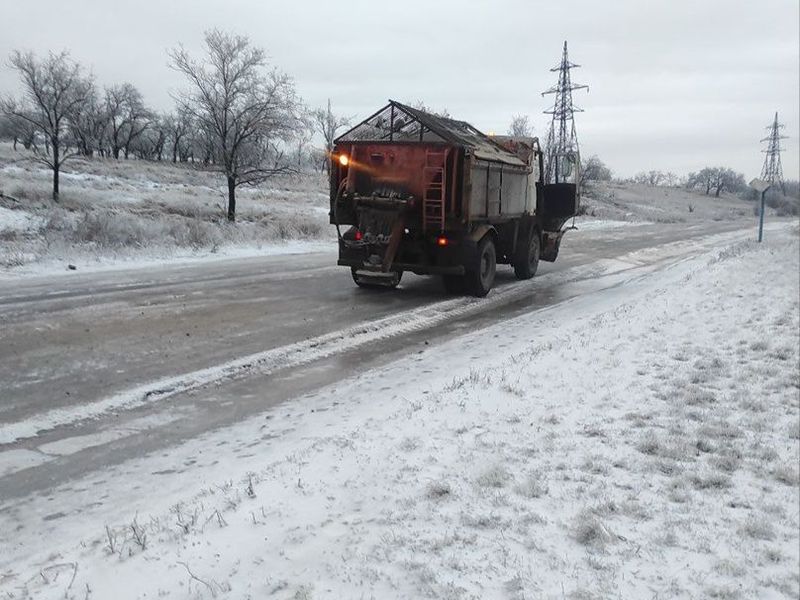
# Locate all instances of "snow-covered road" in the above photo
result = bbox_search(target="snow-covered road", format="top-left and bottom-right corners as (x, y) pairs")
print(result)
(0, 221), (764, 486)
(0, 220), (798, 599)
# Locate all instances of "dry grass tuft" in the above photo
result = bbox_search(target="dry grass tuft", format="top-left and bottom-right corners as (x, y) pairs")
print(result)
(476, 465), (512, 489)
(426, 480), (452, 500)
(570, 510), (615, 547)
(683, 388), (717, 406)
(514, 473), (548, 499)
(689, 471), (732, 490)
(739, 515), (776, 541)
(772, 461), (800, 486)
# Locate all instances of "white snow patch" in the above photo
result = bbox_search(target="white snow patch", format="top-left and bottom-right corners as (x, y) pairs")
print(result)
(0, 239), (335, 281)
(0, 450), (49, 478)
(37, 413), (183, 457)
(0, 206), (43, 233)
(571, 218), (652, 230)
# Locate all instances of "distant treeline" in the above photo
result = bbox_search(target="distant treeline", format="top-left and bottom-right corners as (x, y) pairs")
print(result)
(579, 156), (798, 215)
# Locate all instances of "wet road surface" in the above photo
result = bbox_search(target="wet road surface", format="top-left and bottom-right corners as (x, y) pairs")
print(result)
(0, 220), (755, 500)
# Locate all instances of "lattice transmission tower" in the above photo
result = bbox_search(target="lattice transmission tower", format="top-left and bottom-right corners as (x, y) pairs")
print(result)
(760, 112), (787, 194)
(542, 41), (588, 184)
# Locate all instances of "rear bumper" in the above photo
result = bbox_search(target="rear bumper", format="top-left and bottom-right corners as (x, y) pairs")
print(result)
(338, 258), (465, 276)
(338, 233), (474, 277)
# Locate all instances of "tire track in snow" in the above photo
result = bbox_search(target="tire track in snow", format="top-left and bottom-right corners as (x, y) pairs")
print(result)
(0, 226), (759, 446)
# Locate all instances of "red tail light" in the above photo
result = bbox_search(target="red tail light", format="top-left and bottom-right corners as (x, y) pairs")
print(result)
(436, 236), (448, 247)
(354, 230), (363, 241)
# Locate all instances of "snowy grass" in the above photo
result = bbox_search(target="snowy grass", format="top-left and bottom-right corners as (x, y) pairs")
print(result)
(2, 228), (798, 599)
(0, 143), (332, 271)
(582, 181), (755, 223)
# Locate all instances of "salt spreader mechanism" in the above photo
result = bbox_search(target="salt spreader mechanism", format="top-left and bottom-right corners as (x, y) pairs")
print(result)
(329, 100), (580, 296)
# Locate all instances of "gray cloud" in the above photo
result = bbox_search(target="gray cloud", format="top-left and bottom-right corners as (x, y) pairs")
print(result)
(1, 0), (797, 178)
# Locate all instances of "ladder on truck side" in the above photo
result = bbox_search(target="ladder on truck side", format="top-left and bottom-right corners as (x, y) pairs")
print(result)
(423, 149), (448, 232)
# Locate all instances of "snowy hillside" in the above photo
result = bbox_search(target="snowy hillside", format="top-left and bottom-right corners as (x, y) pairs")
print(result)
(0, 143), (332, 273)
(582, 181), (755, 224)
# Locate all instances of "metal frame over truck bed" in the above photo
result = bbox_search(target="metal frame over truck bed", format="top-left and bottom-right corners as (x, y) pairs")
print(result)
(330, 100), (579, 296)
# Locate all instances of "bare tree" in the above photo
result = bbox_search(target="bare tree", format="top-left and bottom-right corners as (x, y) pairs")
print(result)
(0, 115), (12, 142)
(165, 109), (193, 163)
(132, 115), (167, 161)
(310, 147), (328, 175)
(633, 170), (667, 187)
(70, 86), (106, 157)
(104, 84), (129, 159)
(292, 124), (314, 172)
(312, 99), (350, 175)
(0, 112), (39, 151)
(686, 170), (712, 195)
(686, 167), (745, 197)
(104, 83), (151, 159)
(2, 50), (92, 200)
(121, 100), (152, 159)
(580, 155), (612, 187)
(170, 29), (302, 222)
(507, 114), (533, 137)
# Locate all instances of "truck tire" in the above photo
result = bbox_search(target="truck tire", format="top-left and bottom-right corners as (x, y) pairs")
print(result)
(513, 227), (540, 280)
(351, 268), (402, 289)
(465, 237), (496, 297)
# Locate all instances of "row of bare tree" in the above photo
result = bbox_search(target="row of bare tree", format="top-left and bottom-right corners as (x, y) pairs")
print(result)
(3, 33), (778, 222)
(627, 167), (746, 197)
(578, 156), (756, 201)
(0, 30), (354, 221)
(685, 167), (746, 197)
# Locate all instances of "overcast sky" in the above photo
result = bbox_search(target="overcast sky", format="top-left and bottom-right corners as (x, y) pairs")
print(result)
(1, 0), (798, 179)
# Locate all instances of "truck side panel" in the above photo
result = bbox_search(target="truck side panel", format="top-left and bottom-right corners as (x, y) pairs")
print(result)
(468, 163), (486, 219)
(467, 159), (533, 222)
(501, 168), (528, 215)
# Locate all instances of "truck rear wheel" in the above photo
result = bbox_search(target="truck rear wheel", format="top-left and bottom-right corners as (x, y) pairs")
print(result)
(465, 237), (496, 297)
(351, 268), (402, 289)
(513, 228), (540, 280)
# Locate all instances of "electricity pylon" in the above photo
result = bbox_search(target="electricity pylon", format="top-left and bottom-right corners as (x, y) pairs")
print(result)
(760, 111), (787, 194)
(542, 41), (588, 184)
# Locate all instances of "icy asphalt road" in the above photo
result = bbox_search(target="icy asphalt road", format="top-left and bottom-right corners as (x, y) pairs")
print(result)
(0, 220), (761, 500)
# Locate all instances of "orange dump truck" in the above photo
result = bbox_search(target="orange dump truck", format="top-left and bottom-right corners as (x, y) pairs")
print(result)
(330, 101), (579, 296)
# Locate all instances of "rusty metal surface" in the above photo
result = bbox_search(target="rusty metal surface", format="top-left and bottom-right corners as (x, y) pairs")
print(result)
(493, 135), (539, 165)
(337, 100), (525, 167)
(334, 141), (535, 229)
(337, 142), (451, 201)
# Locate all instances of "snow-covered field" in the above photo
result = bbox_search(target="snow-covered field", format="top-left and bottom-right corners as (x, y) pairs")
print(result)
(2, 224), (797, 599)
(0, 144), (333, 274)
(583, 182), (756, 224)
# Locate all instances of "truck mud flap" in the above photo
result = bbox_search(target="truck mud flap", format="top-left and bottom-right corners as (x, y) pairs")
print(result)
(381, 217), (405, 272)
(541, 230), (565, 262)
